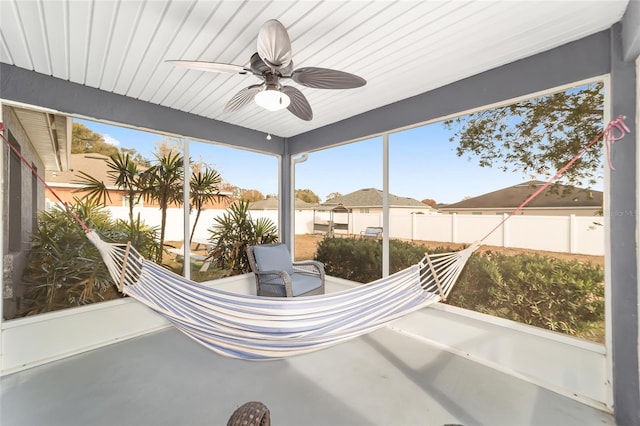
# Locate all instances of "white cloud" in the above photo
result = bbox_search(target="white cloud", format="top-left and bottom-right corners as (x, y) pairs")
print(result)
(103, 134), (121, 147)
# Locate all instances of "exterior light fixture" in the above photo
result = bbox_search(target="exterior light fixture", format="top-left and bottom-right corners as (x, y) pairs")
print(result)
(255, 89), (290, 111)
(266, 133), (272, 140)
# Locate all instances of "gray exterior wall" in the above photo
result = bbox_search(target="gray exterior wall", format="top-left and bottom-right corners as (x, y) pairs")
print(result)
(609, 23), (638, 426)
(1, 25), (638, 425)
(2, 106), (46, 319)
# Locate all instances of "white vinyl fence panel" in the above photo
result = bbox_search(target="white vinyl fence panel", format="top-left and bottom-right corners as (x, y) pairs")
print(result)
(410, 213), (603, 255)
(106, 207), (604, 255)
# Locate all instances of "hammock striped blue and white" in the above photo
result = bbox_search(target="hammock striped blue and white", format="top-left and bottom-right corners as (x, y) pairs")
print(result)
(88, 231), (478, 360)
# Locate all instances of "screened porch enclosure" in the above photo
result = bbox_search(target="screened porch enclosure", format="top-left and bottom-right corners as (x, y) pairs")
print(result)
(1, 2), (639, 425)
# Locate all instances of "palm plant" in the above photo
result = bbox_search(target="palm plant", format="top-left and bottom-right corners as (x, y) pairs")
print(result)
(75, 152), (144, 234)
(208, 200), (278, 275)
(21, 198), (158, 315)
(189, 168), (228, 243)
(141, 151), (184, 263)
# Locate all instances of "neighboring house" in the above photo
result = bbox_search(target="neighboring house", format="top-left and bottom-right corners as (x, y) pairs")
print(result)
(45, 153), (230, 209)
(249, 196), (317, 210)
(45, 153), (127, 207)
(322, 188), (436, 215)
(314, 188), (436, 235)
(439, 180), (603, 216)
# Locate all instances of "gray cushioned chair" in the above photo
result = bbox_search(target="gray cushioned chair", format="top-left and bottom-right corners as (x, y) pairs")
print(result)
(246, 243), (325, 297)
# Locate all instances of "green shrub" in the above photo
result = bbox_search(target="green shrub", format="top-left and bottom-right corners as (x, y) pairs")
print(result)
(447, 251), (604, 336)
(207, 201), (278, 275)
(315, 237), (434, 283)
(315, 238), (604, 338)
(315, 237), (381, 283)
(21, 199), (158, 316)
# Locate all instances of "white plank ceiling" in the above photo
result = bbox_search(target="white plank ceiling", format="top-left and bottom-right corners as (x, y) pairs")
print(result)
(0, 0), (630, 138)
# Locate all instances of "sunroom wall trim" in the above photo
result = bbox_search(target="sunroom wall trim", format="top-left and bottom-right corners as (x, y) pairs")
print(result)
(0, 65), (286, 157)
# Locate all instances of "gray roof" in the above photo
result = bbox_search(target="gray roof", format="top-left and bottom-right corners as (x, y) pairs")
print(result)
(249, 197), (317, 210)
(45, 153), (114, 186)
(440, 181), (603, 210)
(323, 188), (432, 209)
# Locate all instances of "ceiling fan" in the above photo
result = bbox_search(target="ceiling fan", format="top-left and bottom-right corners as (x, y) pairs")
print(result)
(167, 20), (366, 121)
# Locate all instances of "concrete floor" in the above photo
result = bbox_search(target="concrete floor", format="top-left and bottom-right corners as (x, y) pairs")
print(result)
(1, 325), (614, 426)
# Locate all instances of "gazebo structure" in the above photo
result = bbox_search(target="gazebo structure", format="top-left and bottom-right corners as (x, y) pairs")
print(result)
(312, 204), (351, 236)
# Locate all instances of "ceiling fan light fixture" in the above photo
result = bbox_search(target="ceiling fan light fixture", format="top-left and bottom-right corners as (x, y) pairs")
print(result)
(255, 89), (290, 111)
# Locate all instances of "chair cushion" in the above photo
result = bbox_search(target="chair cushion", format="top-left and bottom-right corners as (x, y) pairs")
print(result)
(253, 244), (294, 275)
(290, 273), (322, 296)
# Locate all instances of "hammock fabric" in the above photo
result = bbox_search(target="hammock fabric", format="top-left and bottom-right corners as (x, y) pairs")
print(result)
(88, 230), (478, 359)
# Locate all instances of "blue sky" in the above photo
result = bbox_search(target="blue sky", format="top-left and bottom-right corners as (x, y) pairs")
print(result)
(76, 118), (603, 204)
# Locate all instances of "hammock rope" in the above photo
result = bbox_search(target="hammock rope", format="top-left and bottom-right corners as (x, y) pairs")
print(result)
(0, 116), (629, 360)
(479, 115), (629, 243)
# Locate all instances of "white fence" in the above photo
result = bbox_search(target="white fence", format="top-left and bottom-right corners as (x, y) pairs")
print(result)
(106, 207), (604, 256)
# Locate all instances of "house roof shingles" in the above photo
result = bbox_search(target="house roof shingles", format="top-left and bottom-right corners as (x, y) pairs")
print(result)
(324, 188), (432, 209)
(249, 197), (317, 210)
(441, 181), (602, 210)
(45, 153), (115, 186)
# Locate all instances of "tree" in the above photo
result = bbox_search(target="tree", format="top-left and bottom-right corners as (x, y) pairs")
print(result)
(421, 198), (436, 207)
(75, 152), (145, 236)
(154, 138), (183, 158)
(141, 151), (184, 262)
(72, 123), (119, 157)
(296, 188), (320, 204)
(443, 82), (604, 190)
(326, 192), (342, 202)
(239, 189), (264, 202)
(120, 147), (151, 167)
(189, 168), (228, 243)
(72, 122), (151, 165)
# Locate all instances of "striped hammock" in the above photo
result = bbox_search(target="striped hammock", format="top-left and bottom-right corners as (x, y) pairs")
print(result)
(87, 231), (479, 360)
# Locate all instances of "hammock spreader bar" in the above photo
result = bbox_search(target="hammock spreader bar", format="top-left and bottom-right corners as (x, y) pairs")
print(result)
(0, 116), (629, 360)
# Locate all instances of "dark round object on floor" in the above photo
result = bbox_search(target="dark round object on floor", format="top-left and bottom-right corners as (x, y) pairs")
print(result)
(227, 401), (271, 426)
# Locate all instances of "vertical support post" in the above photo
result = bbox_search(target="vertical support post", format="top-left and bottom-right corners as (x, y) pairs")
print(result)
(609, 23), (639, 424)
(412, 212), (417, 241)
(569, 214), (577, 254)
(502, 213), (509, 248)
(280, 137), (293, 249)
(382, 134), (389, 278)
(451, 213), (457, 243)
(636, 55), (640, 422)
(292, 153), (309, 252)
(183, 139), (191, 280)
(0, 102), (5, 372)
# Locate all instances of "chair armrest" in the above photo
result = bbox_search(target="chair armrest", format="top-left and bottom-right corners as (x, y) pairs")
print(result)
(293, 260), (325, 278)
(253, 270), (294, 297)
(292, 261), (325, 294)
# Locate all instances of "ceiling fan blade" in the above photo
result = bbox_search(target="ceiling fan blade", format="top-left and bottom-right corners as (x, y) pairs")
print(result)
(257, 20), (292, 69)
(167, 60), (250, 75)
(224, 85), (263, 113)
(281, 86), (312, 121)
(291, 67), (366, 89)
(249, 52), (271, 75)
